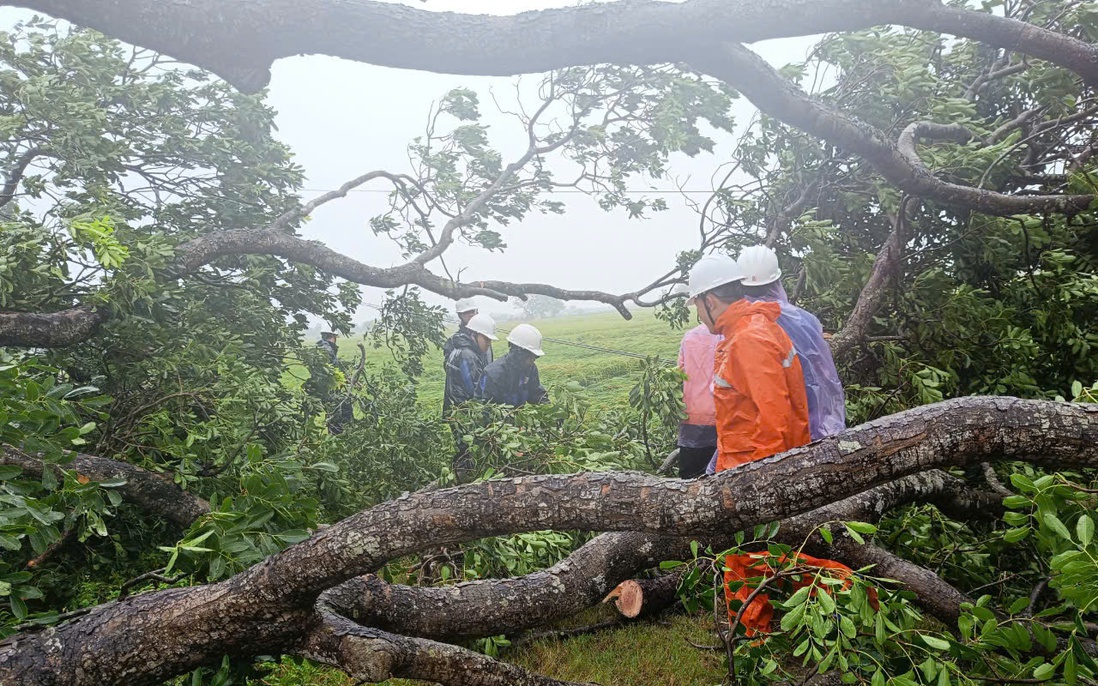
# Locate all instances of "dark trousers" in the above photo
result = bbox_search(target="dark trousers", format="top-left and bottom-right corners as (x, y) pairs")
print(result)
(327, 396), (354, 435)
(678, 445), (716, 479)
(448, 420), (475, 481)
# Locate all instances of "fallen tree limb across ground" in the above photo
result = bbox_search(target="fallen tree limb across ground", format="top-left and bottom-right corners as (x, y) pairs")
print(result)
(0, 396), (1095, 685)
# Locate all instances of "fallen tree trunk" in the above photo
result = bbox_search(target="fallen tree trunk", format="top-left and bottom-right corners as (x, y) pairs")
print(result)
(0, 397), (1094, 685)
(605, 573), (682, 620)
(322, 470), (995, 642)
(300, 606), (595, 686)
(326, 531), (694, 642)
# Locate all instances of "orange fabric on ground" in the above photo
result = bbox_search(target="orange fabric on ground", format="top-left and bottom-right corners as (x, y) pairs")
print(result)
(710, 299), (809, 471)
(723, 552), (880, 636)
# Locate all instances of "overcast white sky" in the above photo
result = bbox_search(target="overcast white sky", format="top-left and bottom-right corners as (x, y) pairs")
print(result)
(1, 1), (818, 323)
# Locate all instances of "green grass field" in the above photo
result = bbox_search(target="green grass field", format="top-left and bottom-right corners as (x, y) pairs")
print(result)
(352, 308), (684, 410)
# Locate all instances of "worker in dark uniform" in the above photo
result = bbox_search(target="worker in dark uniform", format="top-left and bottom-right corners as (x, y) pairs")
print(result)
(316, 331), (352, 434)
(317, 331), (339, 364)
(443, 313), (498, 479)
(479, 324), (548, 408)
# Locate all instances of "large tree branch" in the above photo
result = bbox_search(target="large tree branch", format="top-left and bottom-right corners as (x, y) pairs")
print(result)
(301, 605), (592, 686)
(5, 2), (1096, 346)
(1, 396), (1095, 685)
(0, 220), (638, 348)
(0, 446), (210, 527)
(10, 0), (1098, 92)
(324, 532), (691, 642)
(172, 227), (636, 316)
(829, 198), (911, 361)
(0, 305), (107, 348)
(0, 146), (49, 211)
(684, 43), (1094, 217)
(329, 469), (993, 642)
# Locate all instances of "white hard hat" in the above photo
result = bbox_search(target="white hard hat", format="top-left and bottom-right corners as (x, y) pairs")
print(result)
(454, 298), (478, 314)
(507, 323), (544, 357)
(738, 245), (782, 286)
(687, 255), (742, 302)
(668, 283), (690, 298)
(465, 313), (498, 340)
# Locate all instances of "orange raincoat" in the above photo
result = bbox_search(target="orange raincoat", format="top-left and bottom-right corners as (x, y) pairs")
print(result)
(711, 299), (864, 635)
(711, 299), (809, 471)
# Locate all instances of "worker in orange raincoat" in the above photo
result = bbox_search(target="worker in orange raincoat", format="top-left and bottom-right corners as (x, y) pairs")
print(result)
(686, 253), (868, 636)
(687, 255), (809, 471)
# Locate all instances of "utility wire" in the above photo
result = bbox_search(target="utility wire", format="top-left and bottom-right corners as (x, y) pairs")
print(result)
(301, 187), (716, 196)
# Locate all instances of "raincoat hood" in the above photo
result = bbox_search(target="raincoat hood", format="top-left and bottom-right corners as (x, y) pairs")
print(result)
(713, 298), (782, 337)
(747, 280), (789, 303)
(449, 330), (479, 353)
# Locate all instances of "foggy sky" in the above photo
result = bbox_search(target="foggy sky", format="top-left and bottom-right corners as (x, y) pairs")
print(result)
(0, 1), (817, 322)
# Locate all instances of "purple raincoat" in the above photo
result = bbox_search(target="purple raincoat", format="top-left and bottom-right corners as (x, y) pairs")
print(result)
(747, 281), (846, 440)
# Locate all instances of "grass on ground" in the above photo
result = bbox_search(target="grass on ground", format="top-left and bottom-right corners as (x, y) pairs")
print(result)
(507, 613), (726, 685)
(257, 612), (726, 686)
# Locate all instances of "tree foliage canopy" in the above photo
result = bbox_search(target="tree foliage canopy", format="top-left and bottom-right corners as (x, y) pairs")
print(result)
(0, 2), (1097, 685)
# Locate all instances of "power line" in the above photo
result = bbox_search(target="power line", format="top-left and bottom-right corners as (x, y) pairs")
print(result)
(301, 187), (717, 196)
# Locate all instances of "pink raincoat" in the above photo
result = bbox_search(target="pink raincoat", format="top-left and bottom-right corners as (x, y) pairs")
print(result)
(678, 324), (720, 431)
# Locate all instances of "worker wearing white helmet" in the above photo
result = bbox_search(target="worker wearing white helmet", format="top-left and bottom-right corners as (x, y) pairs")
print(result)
(681, 254), (742, 476)
(682, 256), (750, 346)
(454, 298), (478, 325)
(443, 312), (499, 479)
(444, 297), (492, 380)
(443, 313), (498, 415)
(684, 251), (809, 472)
(716, 245), (854, 638)
(688, 251), (815, 638)
(478, 323), (548, 407)
(737, 245), (846, 440)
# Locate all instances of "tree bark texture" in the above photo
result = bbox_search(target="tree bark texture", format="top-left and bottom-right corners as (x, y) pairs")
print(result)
(0, 397), (1094, 685)
(9, 0), (1098, 91)
(0, 306), (105, 348)
(301, 607), (595, 686)
(326, 531), (693, 642)
(327, 470), (992, 642)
